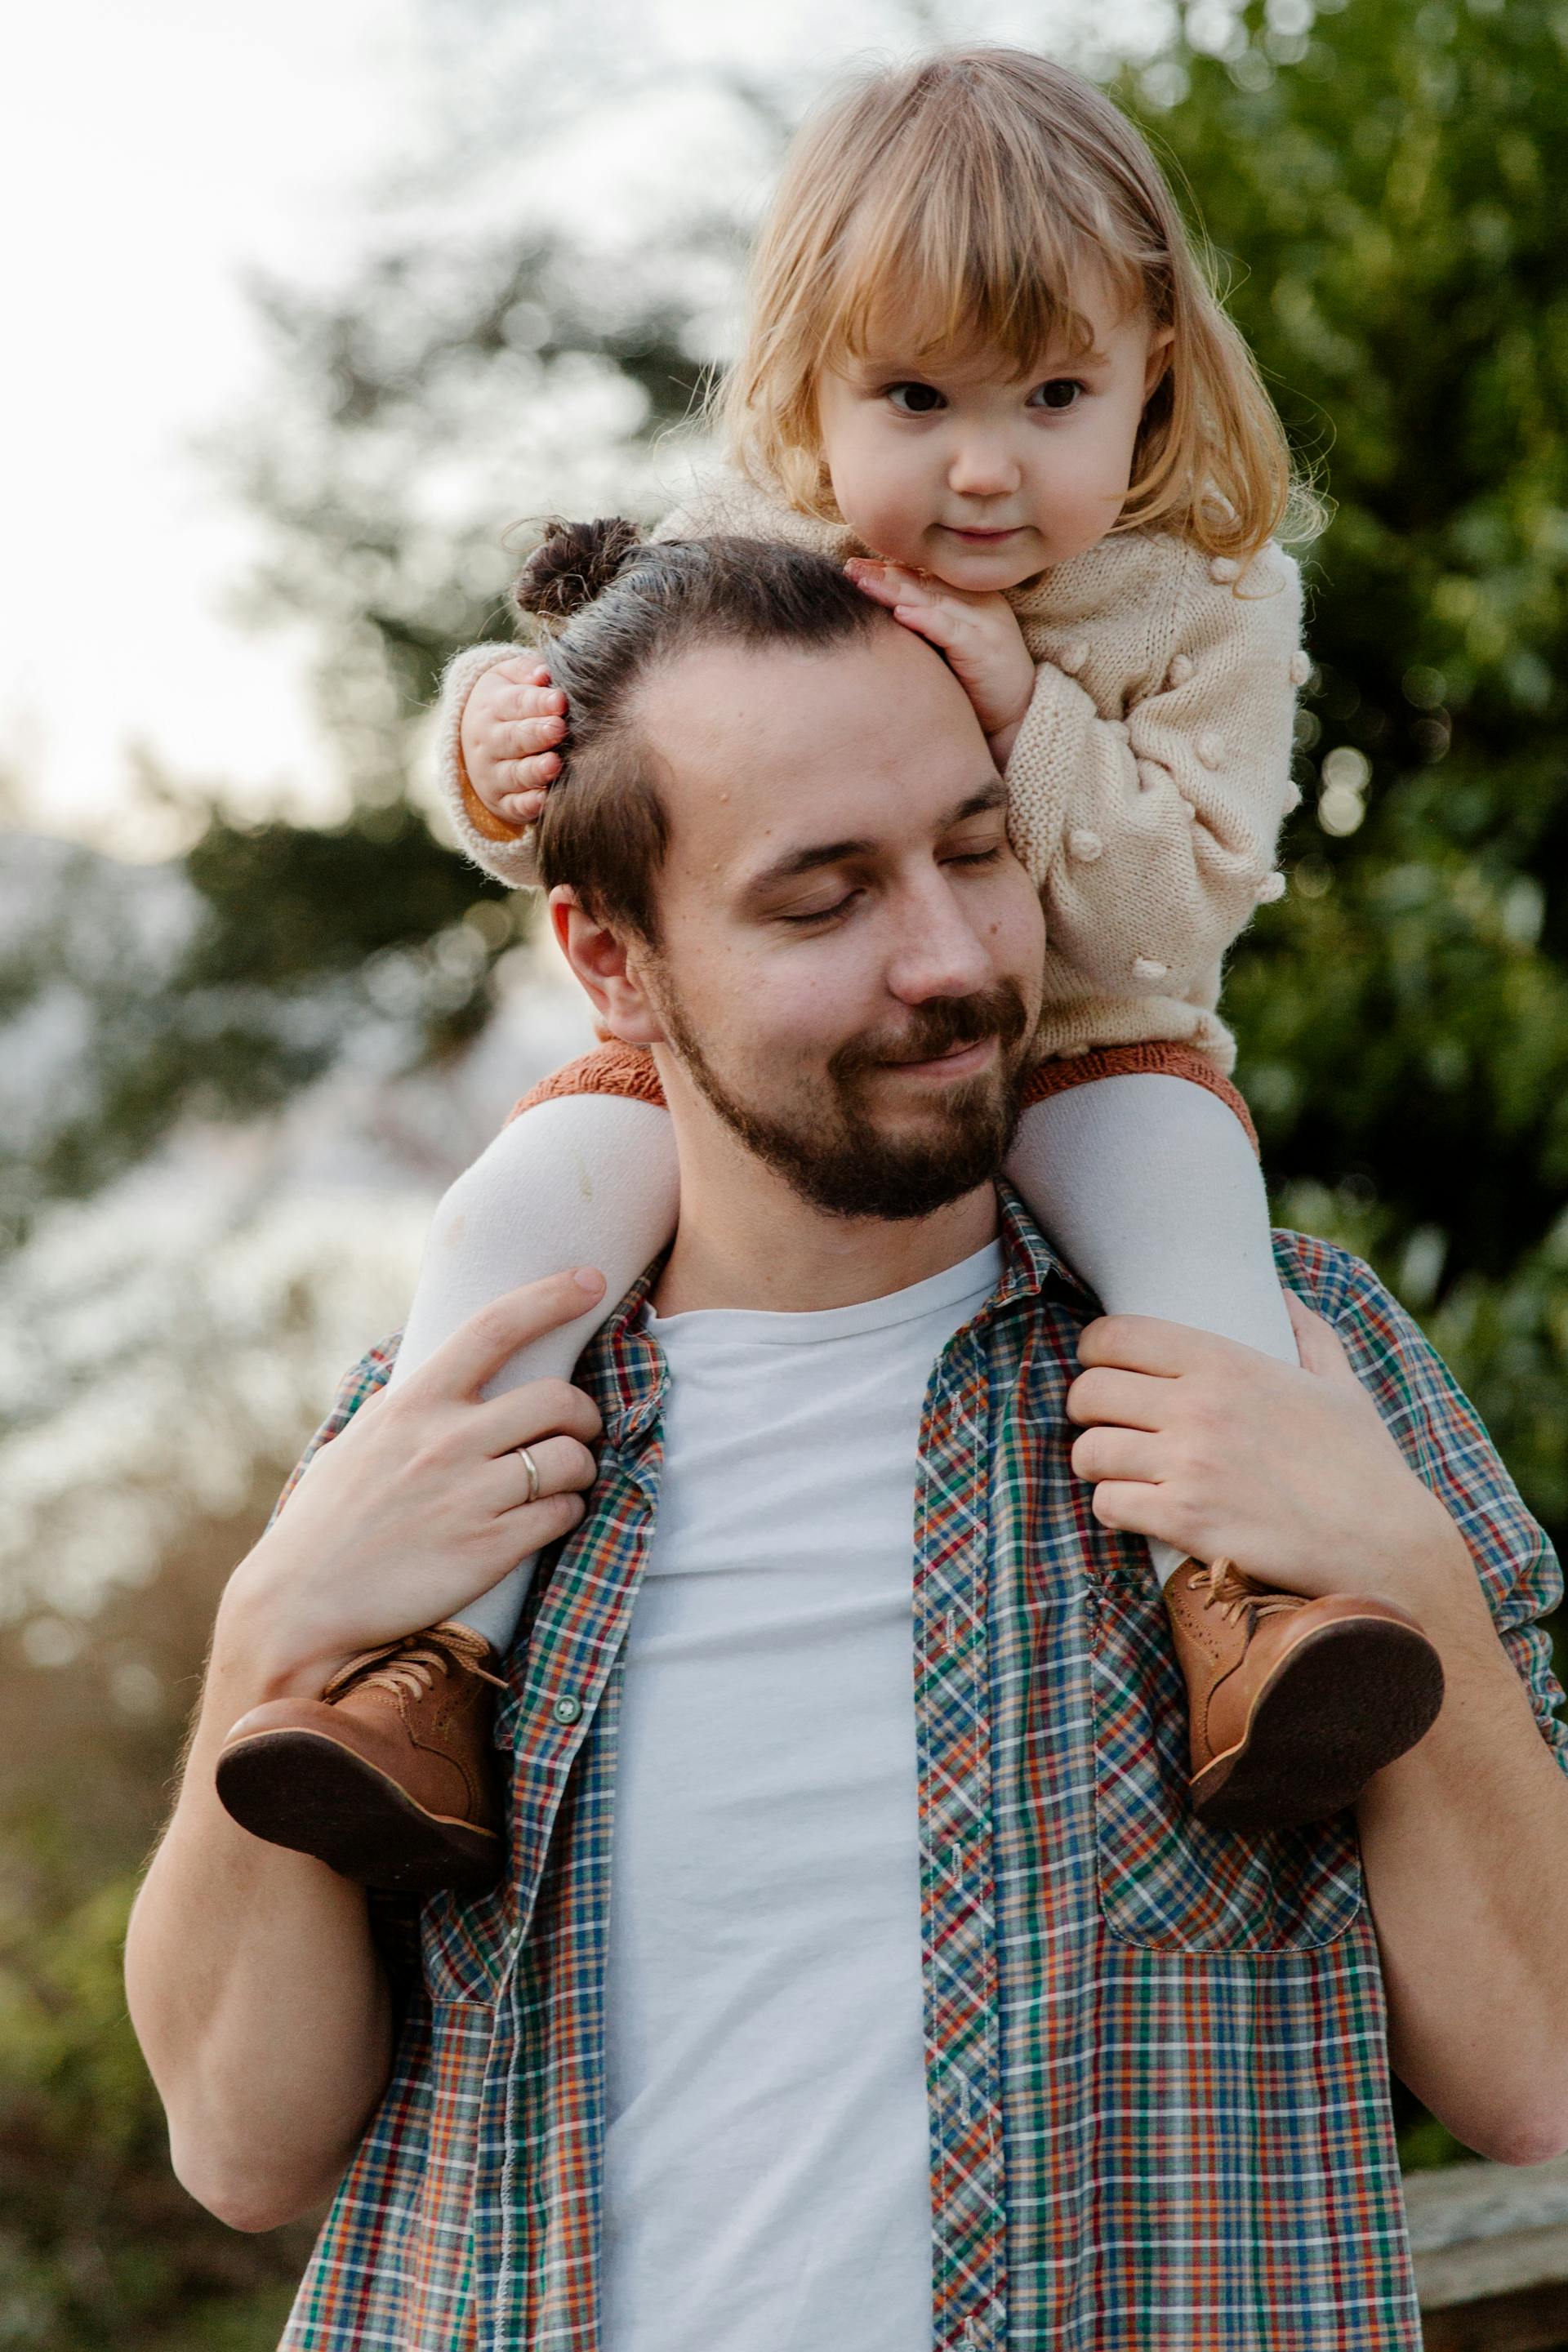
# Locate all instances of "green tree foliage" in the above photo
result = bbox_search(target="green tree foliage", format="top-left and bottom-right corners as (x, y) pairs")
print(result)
(1, 808), (515, 1252)
(0, 1510), (325, 2347)
(1129, 0), (1568, 1547)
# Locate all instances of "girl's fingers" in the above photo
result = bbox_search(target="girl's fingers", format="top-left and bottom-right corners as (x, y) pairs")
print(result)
(845, 567), (906, 608)
(500, 788), (549, 825)
(502, 692), (567, 729)
(892, 600), (960, 649)
(497, 658), (552, 687)
(845, 559), (937, 608)
(494, 683), (564, 724)
(498, 715), (566, 758)
(496, 751), (561, 795)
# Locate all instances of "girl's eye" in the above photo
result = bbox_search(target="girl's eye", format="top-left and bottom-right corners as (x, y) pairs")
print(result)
(1029, 378), (1085, 412)
(885, 382), (946, 416)
(947, 845), (1003, 870)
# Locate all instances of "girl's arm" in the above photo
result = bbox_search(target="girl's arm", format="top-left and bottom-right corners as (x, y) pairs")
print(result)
(435, 469), (849, 887)
(1007, 538), (1305, 1007)
(436, 641), (546, 888)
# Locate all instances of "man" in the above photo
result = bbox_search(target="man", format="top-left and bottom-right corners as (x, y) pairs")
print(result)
(127, 534), (1568, 2352)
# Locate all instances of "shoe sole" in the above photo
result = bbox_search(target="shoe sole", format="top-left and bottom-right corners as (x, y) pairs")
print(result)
(1190, 1615), (1446, 1832)
(216, 1727), (502, 1895)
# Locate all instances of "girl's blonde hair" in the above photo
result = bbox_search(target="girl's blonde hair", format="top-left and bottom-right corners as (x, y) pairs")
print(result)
(717, 47), (1319, 560)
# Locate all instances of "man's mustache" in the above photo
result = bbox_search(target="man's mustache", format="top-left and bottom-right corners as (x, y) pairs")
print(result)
(830, 981), (1032, 1080)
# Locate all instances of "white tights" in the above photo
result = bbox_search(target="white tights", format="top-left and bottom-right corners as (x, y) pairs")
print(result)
(387, 1071), (1298, 1650)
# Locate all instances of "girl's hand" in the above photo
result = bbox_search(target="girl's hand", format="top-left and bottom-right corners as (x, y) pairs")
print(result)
(460, 658), (569, 829)
(844, 559), (1036, 766)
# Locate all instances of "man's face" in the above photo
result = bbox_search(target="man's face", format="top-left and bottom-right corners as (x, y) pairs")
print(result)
(623, 617), (1046, 1221)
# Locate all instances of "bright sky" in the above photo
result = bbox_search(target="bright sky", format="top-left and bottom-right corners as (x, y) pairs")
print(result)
(1, 0), (1170, 861)
(0, 0), (421, 853)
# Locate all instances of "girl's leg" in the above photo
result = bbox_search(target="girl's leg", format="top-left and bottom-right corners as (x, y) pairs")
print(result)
(1005, 1059), (1444, 1832)
(1005, 1069), (1297, 1585)
(390, 1083), (679, 1652)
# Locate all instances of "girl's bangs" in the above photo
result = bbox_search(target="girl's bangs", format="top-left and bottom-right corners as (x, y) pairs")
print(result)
(822, 168), (1148, 378)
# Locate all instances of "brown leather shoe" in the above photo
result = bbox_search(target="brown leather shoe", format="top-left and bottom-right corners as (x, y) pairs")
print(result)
(215, 1622), (508, 1894)
(1164, 1558), (1446, 1831)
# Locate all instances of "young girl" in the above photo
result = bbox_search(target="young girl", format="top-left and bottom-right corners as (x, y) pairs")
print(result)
(217, 47), (1443, 1892)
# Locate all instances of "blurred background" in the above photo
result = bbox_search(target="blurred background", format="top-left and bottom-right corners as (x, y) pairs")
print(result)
(3, 0), (1567, 2340)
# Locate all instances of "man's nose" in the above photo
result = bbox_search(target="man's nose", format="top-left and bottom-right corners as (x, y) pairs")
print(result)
(884, 879), (994, 1003)
(947, 435), (1022, 499)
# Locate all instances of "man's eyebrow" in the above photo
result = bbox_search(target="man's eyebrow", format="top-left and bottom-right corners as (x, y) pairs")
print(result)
(947, 780), (1009, 823)
(742, 779), (1008, 898)
(743, 835), (876, 897)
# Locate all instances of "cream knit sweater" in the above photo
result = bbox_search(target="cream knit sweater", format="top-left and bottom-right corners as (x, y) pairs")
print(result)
(434, 469), (1307, 1075)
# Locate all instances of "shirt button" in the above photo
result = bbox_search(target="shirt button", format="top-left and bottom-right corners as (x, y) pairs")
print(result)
(551, 1694), (582, 1725)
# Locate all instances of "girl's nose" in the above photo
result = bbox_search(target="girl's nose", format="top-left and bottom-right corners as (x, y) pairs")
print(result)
(947, 438), (1022, 498)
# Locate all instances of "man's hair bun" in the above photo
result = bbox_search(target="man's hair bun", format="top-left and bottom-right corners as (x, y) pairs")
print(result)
(514, 517), (644, 624)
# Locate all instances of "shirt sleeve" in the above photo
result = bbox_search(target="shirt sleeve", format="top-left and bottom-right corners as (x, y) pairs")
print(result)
(1291, 1244), (1568, 1770)
(1007, 541), (1304, 1007)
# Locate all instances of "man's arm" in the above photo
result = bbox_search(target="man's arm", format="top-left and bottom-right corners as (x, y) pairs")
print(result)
(1066, 1284), (1568, 2165)
(126, 1592), (398, 2231)
(1354, 1543), (1568, 2163)
(125, 1269), (605, 2229)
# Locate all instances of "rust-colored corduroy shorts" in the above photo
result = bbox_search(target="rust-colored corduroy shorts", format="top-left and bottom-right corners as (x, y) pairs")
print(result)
(509, 1038), (1257, 1153)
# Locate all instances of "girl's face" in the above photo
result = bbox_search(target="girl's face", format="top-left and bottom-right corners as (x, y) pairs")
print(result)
(815, 269), (1173, 590)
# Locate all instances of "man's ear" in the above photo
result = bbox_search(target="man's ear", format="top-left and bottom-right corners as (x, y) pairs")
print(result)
(549, 886), (667, 1046)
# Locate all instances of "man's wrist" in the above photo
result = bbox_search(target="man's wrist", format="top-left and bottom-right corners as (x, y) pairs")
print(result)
(213, 1536), (350, 1709)
(1370, 1506), (1497, 1652)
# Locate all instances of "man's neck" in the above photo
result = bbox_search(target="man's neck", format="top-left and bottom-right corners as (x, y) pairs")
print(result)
(651, 1117), (1001, 1319)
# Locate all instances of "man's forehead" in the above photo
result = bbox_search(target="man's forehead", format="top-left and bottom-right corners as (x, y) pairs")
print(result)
(633, 626), (994, 871)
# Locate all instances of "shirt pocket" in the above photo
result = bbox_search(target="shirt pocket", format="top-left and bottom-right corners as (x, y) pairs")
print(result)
(419, 1878), (515, 2007)
(1089, 1570), (1365, 1955)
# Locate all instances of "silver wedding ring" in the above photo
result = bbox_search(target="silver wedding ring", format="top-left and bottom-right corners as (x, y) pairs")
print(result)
(514, 1444), (541, 1505)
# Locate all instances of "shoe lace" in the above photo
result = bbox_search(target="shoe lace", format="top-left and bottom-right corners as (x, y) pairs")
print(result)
(322, 1620), (509, 1708)
(1196, 1557), (1303, 1628)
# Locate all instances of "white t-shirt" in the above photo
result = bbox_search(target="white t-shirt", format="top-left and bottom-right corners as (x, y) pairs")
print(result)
(599, 1239), (1004, 2352)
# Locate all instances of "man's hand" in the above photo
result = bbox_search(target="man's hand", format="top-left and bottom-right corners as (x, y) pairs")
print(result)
(460, 658), (569, 829)
(224, 1267), (607, 1699)
(844, 560), (1036, 764)
(1064, 1294), (1471, 1612)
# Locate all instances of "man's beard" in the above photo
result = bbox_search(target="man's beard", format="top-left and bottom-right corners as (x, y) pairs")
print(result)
(653, 977), (1036, 1222)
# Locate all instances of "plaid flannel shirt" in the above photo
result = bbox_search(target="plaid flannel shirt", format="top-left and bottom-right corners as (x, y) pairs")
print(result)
(275, 1194), (1568, 2351)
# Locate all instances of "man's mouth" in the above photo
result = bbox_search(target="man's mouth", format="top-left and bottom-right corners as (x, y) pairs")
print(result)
(878, 1035), (999, 1081)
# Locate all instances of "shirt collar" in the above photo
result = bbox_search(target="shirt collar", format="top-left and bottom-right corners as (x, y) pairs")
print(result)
(581, 1185), (1090, 1439)
(577, 1258), (669, 1451)
(577, 1185), (1089, 1448)
(987, 1181), (1087, 1319)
